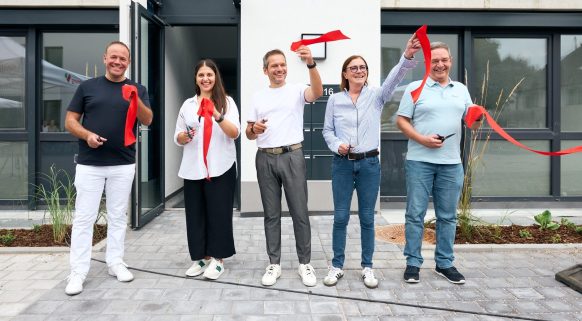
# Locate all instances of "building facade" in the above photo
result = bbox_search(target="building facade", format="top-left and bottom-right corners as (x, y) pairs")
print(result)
(1, 0), (581, 226)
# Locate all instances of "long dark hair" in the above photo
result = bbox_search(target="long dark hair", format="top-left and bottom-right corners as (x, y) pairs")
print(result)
(340, 55), (368, 91)
(194, 59), (228, 114)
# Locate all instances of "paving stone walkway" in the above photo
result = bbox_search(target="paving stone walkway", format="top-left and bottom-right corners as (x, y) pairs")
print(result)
(1, 210), (581, 321)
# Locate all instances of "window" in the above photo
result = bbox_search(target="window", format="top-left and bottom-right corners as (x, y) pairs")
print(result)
(0, 36), (26, 130)
(472, 38), (547, 129)
(380, 34), (458, 132)
(560, 35), (582, 133)
(41, 33), (117, 133)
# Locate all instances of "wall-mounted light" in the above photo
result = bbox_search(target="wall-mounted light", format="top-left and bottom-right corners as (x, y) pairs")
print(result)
(301, 33), (326, 60)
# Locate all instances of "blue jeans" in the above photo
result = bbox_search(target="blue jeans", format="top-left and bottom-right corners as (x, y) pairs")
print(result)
(403, 160), (463, 269)
(331, 155), (380, 269)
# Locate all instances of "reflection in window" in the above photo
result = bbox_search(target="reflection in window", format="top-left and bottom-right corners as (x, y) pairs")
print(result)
(561, 141), (582, 196)
(380, 34), (458, 132)
(0, 142), (27, 200)
(560, 35), (582, 133)
(472, 141), (550, 196)
(473, 38), (547, 129)
(0, 36), (26, 130)
(42, 33), (116, 133)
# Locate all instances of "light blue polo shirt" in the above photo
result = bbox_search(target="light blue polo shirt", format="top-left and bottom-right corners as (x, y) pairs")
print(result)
(397, 77), (472, 164)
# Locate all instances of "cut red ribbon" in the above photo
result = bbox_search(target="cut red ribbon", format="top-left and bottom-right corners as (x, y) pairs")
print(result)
(197, 97), (215, 180)
(465, 105), (582, 156)
(122, 84), (138, 147)
(410, 25), (431, 104)
(290, 30), (350, 51)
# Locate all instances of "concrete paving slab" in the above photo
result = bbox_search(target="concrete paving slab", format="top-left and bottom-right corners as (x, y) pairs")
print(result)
(0, 209), (581, 320)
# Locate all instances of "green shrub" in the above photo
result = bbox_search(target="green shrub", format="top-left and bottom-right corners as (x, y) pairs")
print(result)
(534, 210), (560, 231)
(518, 229), (532, 239)
(0, 231), (16, 246)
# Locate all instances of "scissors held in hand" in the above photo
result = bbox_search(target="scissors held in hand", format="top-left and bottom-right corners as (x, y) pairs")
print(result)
(437, 133), (455, 142)
(179, 113), (195, 139)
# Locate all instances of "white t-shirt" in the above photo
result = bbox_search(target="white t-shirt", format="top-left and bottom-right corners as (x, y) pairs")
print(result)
(173, 95), (240, 180)
(247, 83), (308, 148)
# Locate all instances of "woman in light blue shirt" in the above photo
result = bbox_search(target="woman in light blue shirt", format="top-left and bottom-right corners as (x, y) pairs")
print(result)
(322, 34), (420, 288)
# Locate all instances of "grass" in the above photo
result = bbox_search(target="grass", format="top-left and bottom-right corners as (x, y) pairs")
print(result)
(35, 164), (76, 243)
(457, 62), (524, 240)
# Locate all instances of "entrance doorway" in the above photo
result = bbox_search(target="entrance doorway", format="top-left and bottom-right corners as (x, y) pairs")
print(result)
(163, 25), (240, 208)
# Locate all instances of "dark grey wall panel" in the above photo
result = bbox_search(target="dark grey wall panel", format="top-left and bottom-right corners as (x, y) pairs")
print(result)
(381, 11), (582, 28)
(160, 0), (239, 25)
(0, 9), (118, 25)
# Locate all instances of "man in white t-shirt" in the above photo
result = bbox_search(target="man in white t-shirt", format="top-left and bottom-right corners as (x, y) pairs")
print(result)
(246, 46), (322, 287)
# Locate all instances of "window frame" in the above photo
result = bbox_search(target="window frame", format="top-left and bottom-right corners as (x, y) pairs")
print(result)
(380, 10), (582, 202)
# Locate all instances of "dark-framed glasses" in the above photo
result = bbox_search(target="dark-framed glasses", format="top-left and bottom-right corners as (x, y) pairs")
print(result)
(347, 65), (368, 73)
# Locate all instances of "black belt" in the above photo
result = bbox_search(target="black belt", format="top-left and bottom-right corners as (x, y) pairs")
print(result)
(258, 143), (302, 155)
(347, 149), (379, 160)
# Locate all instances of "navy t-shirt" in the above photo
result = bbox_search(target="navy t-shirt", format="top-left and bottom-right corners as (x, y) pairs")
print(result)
(68, 76), (150, 166)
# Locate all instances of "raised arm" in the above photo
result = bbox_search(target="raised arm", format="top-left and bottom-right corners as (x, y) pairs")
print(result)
(295, 45), (323, 102)
(379, 33), (421, 104)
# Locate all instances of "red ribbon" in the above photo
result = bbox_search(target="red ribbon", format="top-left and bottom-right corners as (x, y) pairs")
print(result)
(410, 25), (431, 103)
(197, 98), (215, 179)
(465, 105), (582, 156)
(122, 84), (138, 147)
(290, 30), (350, 51)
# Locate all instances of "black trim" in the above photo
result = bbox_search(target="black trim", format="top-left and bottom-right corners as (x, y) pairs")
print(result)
(381, 10), (582, 28)
(0, 9), (118, 25)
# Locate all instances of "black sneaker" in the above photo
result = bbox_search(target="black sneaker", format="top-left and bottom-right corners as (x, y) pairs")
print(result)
(403, 265), (420, 283)
(435, 266), (465, 284)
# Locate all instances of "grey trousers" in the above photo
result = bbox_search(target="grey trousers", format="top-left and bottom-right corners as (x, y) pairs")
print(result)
(256, 148), (311, 264)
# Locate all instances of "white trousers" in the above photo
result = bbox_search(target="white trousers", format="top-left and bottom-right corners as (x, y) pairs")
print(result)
(70, 164), (135, 276)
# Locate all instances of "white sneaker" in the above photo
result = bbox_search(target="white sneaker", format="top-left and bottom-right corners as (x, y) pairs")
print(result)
(64, 272), (85, 296)
(298, 263), (317, 287)
(108, 262), (134, 282)
(261, 264), (281, 286)
(362, 267), (378, 289)
(203, 258), (224, 280)
(185, 258), (211, 277)
(323, 266), (344, 286)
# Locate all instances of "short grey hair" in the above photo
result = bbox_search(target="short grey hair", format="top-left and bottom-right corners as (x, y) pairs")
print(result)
(430, 41), (451, 57)
(262, 49), (285, 69)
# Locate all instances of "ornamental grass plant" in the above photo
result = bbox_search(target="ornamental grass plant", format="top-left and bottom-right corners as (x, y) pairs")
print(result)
(35, 164), (76, 243)
(457, 62), (524, 240)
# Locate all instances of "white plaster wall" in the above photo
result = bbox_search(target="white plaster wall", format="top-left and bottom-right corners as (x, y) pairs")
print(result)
(240, 0), (382, 212)
(380, 0), (582, 10)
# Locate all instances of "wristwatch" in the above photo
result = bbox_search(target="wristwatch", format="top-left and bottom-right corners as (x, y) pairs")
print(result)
(307, 61), (317, 69)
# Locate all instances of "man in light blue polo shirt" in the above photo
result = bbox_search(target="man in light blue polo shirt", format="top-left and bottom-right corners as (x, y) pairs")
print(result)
(396, 41), (481, 284)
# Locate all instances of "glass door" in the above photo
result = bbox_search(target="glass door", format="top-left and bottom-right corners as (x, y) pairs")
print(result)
(130, 2), (164, 228)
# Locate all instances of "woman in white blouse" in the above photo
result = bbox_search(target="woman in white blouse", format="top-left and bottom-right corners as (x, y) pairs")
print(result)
(174, 59), (240, 280)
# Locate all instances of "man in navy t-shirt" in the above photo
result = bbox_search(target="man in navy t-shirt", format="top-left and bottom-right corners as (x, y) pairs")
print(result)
(64, 41), (153, 295)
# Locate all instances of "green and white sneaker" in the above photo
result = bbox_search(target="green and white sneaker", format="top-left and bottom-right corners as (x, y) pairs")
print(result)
(185, 258), (211, 277)
(203, 258), (224, 280)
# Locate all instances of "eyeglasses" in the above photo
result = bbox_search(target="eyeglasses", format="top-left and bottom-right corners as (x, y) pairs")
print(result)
(346, 65), (368, 73)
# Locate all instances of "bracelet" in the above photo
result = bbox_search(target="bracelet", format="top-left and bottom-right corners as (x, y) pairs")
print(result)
(216, 114), (224, 123)
(306, 61), (317, 69)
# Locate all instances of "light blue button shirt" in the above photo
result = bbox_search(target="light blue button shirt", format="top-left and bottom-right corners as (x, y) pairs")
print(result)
(397, 77), (473, 164)
(323, 55), (417, 154)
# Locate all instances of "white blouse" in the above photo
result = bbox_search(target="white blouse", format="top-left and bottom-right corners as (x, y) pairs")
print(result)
(173, 95), (240, 180)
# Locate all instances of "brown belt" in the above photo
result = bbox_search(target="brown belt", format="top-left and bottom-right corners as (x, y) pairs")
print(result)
(258, 143), (302, 155)
(347, 149), (379, 160)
